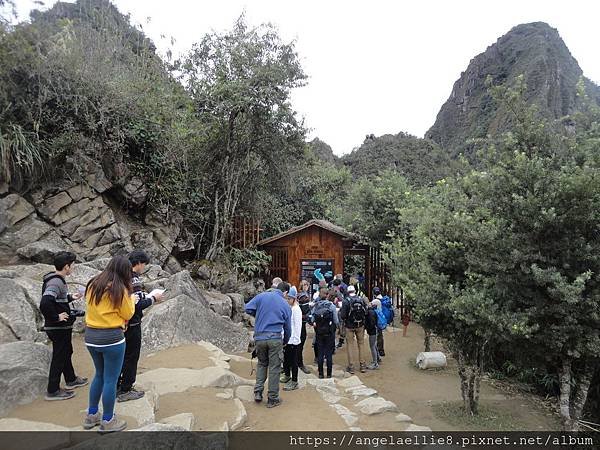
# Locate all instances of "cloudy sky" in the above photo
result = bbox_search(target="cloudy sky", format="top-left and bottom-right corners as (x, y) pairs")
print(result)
(13, 0), (600, 155)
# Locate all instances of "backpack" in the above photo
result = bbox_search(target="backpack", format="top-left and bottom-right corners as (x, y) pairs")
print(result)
(347, 296), (366, 327)
(381, 295), (395, 325)
(313, 302), (334, 336)
(41, 272), (63, 297)
(375, 308), (387, 331)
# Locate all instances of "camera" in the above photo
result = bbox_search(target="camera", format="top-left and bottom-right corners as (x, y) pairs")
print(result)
(70, 309), (85, 318)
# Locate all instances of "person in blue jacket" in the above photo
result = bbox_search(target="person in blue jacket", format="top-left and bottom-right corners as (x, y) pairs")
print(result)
(245, 281), (291, 408)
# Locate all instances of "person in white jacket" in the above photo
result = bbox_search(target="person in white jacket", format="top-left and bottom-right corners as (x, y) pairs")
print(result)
(280, 286), (302, 391)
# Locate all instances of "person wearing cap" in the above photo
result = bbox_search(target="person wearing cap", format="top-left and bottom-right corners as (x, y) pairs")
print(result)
(280, 286), (302, 390)
(297, 280), (312, 374)
(340, 285), (368, 374)
(373, 287), (385, 356)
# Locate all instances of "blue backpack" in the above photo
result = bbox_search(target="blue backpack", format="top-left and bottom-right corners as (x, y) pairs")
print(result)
(381, 296), (395, 325)
(375, 309), (387, 331)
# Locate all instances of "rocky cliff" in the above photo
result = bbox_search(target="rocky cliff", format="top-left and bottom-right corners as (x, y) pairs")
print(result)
(427, 22), (600, 156)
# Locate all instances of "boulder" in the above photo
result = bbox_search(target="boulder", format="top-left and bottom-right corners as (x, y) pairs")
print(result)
(16, 231), (72, 264)
(355, 397), (399, 415)
(205, 291), (233, 318)
(227, 293), (245, 322)
(0, 278), (44, 343)
(0, 194), (35, 233)
(195, 264), (211, 281)
(0, 341), (51, 416)
(114, 384), (158, 427)
(395, 413), (413, 423)
(122, 177), (148, 207)
(219, 274), (238, 294)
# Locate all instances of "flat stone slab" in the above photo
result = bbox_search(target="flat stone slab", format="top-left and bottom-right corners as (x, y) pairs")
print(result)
(132, 423), (187, 431)
(346, 386), (377, 398)
(316, 384), (339, 395)
(355, 397), (399, 415)
(320, 392), (342, 404)
(115, 387), (158, 427)
(159, 413), (195, 431)
(0, 418), (71, 431)
(405, 424), (432, 432)
(395, 413), (412, 423)
(216, 388), (234, 400)
(235, 385), (255, 403)
(229, 399), (247, 431)
(336, 375), (362, 389)
(137, 367), (253, 395)
(306, 377), (335, 387)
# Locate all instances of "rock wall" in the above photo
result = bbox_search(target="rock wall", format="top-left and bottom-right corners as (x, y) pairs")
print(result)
(0, 156), (189, 267)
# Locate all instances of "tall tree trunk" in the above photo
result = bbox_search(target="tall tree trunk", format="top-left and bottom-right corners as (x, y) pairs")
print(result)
(424, 329), (431, 352)
(559, 358), (574, 431)
(457, 350), (473, 416)
(570, 361), (595, 431)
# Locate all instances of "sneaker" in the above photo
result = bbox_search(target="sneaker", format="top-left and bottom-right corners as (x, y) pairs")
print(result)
(266, 398), (282, 408)
(117, 388), (145, 403)
(283, 380), (299, 391)
(360, 365), (367, 373)
(83, 411), (102, 430)
(346, 366), (355, 375)
(279, 374), (291, 384)
(336, 340), (344, 348)
(98, 414), (127, 434)
(318, 373), (324, 379)
(45, 389), (75, 401)
(65, 376), (89, 389)
(366, 363), (379, 370)
(299, 366), (311, 374)
(254, 391), (263, 403)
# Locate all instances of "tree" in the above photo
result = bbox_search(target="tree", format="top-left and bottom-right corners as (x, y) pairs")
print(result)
(177, 16), (307, 260)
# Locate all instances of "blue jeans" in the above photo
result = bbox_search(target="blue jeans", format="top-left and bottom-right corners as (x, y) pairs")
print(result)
(87, 342), (126, 420)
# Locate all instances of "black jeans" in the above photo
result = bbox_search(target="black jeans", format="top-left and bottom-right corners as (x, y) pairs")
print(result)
(298, 322), (307, 368)
(283, 344), (299, 382)
(46, 329), (76, 393)
(118, 324), (142, 392)
(315, 333), (335, 377)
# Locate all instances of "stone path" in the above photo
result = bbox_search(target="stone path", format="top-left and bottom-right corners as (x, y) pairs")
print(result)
(0, 340), (431, 433)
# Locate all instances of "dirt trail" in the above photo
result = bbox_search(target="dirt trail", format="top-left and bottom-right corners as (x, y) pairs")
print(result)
(3, 325), (558, 431)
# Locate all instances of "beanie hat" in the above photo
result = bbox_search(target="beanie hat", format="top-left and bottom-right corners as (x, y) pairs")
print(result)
(288, 286), (298, 298)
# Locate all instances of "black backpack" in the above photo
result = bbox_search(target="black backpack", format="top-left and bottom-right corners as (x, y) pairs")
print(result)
(313, 302), (334, 336)
(347, 296), (366, 327)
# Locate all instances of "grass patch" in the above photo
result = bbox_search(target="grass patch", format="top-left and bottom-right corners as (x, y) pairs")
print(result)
(432, 401), (520, 431)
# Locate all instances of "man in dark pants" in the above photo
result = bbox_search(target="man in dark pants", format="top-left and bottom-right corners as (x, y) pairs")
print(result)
(309, 286), (339, 378)
(117, 250), (163, 402)
(297, 289), (311, 374)
(40, 252), (88, 401)
(245, 282), (291, 408)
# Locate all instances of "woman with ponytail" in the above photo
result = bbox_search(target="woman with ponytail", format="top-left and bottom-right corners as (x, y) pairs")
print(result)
(82, 256), (135, 433)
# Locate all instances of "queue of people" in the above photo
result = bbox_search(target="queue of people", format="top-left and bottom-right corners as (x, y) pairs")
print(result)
(244, 273), (398, 408)
(39, 250), (164, 433)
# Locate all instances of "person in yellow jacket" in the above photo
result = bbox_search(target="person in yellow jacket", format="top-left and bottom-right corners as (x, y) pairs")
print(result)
(82, 256), (135, 434)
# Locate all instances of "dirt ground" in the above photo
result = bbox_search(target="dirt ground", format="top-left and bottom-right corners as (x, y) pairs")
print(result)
(4, 325), (559, 431)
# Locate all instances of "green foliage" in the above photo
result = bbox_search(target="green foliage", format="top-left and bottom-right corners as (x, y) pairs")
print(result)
(228, 247), (271, 281)
(341, 132), (459, 186)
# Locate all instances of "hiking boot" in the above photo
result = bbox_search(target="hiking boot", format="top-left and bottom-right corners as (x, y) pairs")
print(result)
(98, 415), (127, 434)
(266, 398), (282, 408)
(346, 366), (355, 375)
(299, 365), (311, 374)
(366, 363), (379, 370)
(283, 380), (299, 391)
(83, 411), (101, 430)
(65, 376), (89, 389)
(254, 391), (263, 403)
(117, 388), (145, 403)
(279, 374), (291, 384)
(45, 389), (75, 401)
